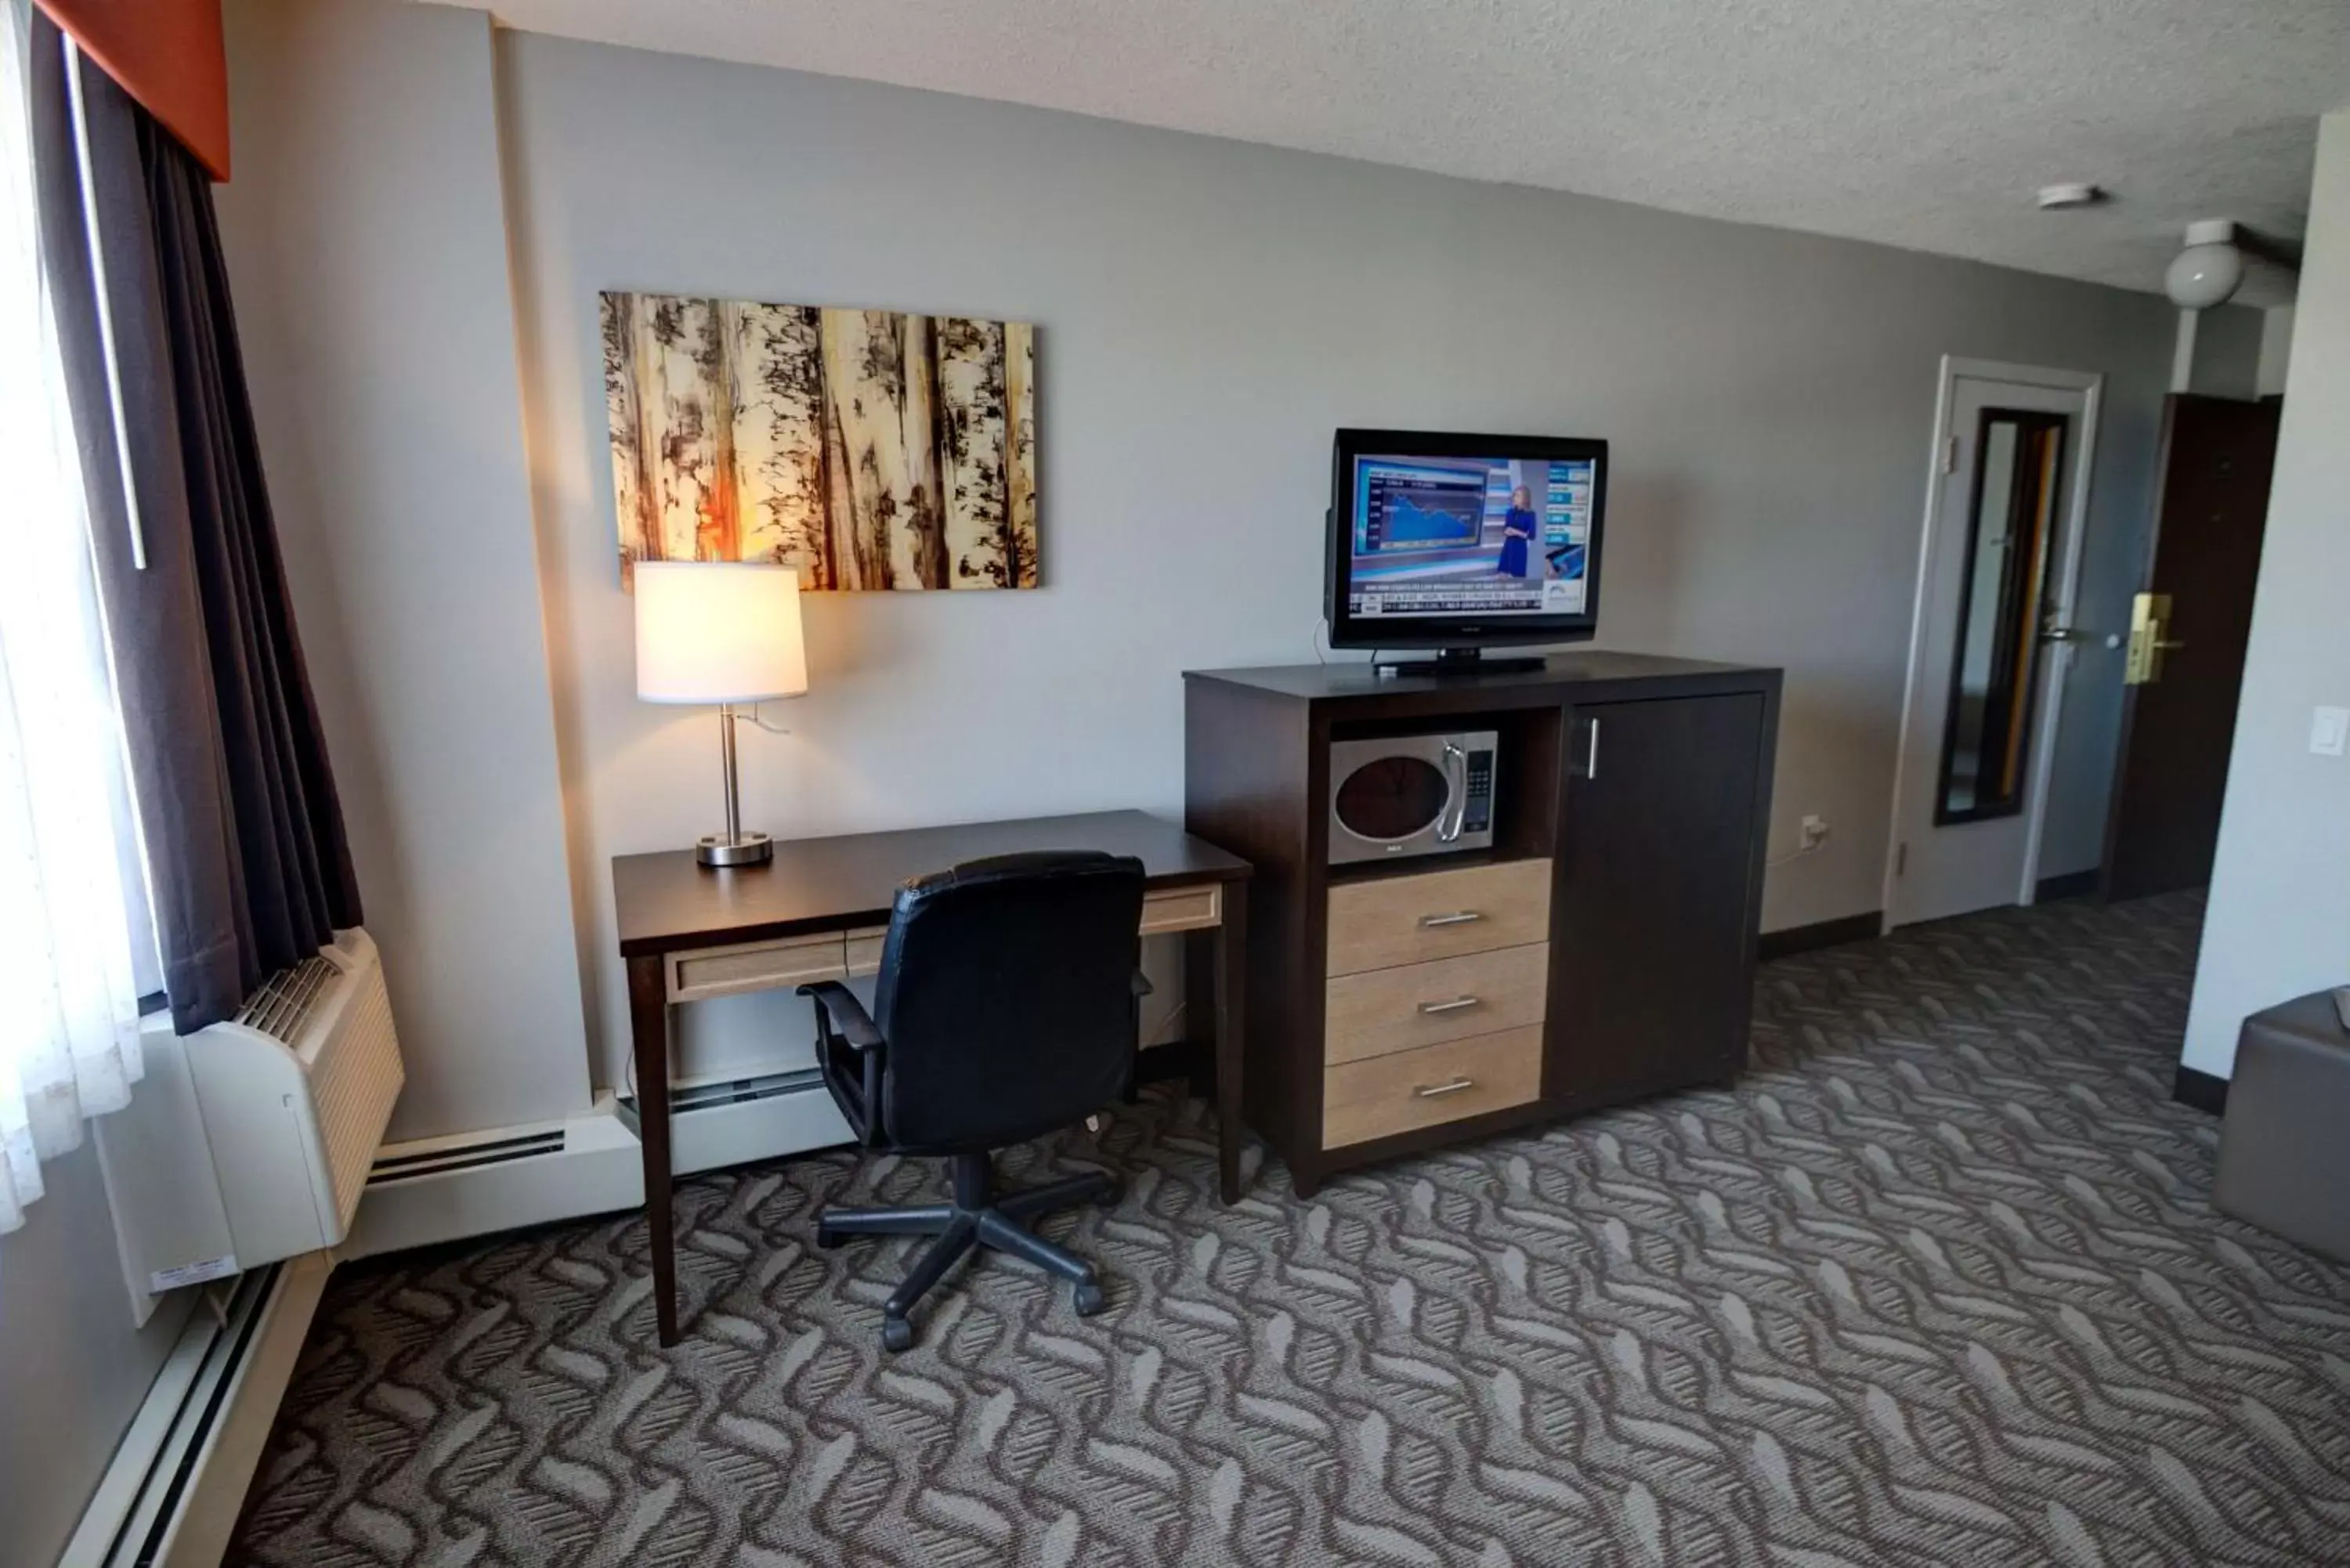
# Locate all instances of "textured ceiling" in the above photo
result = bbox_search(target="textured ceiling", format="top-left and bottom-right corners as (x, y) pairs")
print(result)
(468, 0), (2349, 303)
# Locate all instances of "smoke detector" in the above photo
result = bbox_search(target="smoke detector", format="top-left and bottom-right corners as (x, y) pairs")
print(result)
(2036, 182), (2106, 210)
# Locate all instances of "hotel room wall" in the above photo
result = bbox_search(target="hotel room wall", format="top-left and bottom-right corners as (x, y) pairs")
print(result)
(219, 0), (2254, 1125)
(2182, 112), (2350, 1081)
(0, 1143), (197, 1567)
(215, 0), (591, 1140)
(495, 33), (2229, 1095)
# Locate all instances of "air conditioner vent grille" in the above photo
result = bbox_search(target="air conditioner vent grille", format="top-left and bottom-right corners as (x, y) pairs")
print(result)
(236, 954), (338, 1045)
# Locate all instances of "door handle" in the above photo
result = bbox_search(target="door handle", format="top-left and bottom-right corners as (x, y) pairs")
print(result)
(1571, 715), (1600, 780)
(1417, 995), (1482, 1015)
(2125, 592), (2181, 685)
(1437, 741), (1468, 844)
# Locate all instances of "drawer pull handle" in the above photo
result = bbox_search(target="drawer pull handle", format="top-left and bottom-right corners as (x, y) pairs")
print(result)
(1418, 995), (1483, 1015)
(1419, 911), (1484, 928)
(1415, 1077), (1477, 1099)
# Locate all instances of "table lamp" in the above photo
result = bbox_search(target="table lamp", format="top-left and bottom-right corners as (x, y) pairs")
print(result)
(634, 562), (808, 867)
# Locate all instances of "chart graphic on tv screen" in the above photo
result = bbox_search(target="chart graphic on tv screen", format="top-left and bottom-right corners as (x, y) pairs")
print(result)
(1348, 455), (1595, 619)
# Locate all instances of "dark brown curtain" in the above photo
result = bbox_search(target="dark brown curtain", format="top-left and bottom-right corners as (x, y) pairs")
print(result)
(31, 13), (361, 1033)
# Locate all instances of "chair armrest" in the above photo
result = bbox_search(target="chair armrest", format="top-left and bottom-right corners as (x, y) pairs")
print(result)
(797, 981), (884, 1050)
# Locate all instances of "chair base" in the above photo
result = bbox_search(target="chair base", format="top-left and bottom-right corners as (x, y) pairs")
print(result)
(817, 1151), (1119, 1350)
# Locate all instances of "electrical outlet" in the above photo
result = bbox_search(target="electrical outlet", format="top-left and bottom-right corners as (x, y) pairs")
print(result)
(1799, 815), (1829, 851)
(2311, 706), (2348, 758)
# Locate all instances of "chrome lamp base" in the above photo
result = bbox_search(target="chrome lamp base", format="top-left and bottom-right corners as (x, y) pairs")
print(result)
(696, 831), (773, 868)
(695, 703), (774, 870)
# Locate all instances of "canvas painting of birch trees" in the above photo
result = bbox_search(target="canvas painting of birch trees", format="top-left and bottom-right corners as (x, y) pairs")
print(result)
(602, 292), (1039, 591)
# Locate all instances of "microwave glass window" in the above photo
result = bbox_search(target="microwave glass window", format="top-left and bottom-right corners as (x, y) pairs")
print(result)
(1334, 756), (1450, 843)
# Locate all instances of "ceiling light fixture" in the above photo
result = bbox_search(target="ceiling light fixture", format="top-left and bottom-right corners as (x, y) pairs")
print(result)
(2164, 219), (2245, 310)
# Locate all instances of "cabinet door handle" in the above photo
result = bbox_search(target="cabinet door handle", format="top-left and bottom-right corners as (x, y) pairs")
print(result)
(1584, 716), (1601, 781)
(1419, 911), (1484, 928)
(1414, 1077), (1477, 1098)
(1418, 995), (1482, 1015)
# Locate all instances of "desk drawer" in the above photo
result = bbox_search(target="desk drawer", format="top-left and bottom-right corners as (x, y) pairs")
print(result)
(667, 932), (847, 1003)
(844, 927), (888, 977)
(1321, 1025), (1542, 1149)
(1326, 859), (1551, 976)
(1141, 883), (1222, 934)
(1324, 942), (1548, 1066)
(844, 885), (1222, 977)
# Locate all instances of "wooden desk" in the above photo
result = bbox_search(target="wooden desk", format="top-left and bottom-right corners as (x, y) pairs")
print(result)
(614, 809), (1253, 1346)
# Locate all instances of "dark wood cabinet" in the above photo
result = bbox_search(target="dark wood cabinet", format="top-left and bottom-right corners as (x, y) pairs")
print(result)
(1184, 654), (1779, 1194)
(1553, 694), (1768, 1103)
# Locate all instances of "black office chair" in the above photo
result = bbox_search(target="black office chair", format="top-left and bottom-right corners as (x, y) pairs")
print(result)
(799, 850), (1148, 1351)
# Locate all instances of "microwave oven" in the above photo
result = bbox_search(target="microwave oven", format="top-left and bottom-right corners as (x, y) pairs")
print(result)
(1327, 731), (1498, 865)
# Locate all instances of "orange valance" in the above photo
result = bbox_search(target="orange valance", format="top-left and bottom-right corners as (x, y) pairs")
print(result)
(37, 0), (230, 179)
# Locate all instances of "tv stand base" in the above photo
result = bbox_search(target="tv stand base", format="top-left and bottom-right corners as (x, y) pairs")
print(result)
(1374, 648), (1546, 678)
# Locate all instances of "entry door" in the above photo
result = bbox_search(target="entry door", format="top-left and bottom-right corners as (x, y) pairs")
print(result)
(1889, 367), (2096, 928)
(2101, 395), (2280, 900)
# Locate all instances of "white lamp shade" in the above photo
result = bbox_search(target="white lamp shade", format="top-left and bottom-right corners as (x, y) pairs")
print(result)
(634, 562), (808, 703)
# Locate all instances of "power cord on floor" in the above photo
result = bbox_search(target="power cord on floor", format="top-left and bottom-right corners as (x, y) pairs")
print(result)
(1147, 999), (1187, 1050)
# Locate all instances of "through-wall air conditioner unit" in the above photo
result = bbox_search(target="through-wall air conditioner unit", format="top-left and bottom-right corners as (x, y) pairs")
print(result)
(98, 929), (404, 1301)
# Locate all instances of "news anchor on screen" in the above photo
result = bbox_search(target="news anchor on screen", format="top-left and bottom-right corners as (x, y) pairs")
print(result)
(1497, 486), (1537, 579)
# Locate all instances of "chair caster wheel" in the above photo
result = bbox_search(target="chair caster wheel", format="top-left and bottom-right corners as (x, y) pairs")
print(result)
(1092, 1181), (1123, 1209)
(882, 1315), (913, 1352)
(815, 1224), (841, 1250)
(1073, 1281), (1106, 1317)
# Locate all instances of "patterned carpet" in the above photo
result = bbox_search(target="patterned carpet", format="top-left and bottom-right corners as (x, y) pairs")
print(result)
(230, 891), (2350, 1567)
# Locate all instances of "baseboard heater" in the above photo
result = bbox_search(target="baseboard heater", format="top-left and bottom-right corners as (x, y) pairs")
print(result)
(616, 1065), (827, 1132)
(366, 1125), (569, 1184)
(60, 1256), (332, 1568)
(342, 1071), (850, 1261)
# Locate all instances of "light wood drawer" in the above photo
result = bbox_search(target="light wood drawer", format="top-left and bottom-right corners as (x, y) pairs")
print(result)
(844, 927), (888, 977)
(1321, 1025), (1543, 1149)
(1324, 942), (1548, 1066)
(844, 885), (1222, 977)
(1140, 883), (1222, 934)
(668, 932), (847, 1003)
(1325, 858), (1551, 976)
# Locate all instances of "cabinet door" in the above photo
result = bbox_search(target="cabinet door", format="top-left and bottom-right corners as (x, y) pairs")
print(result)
(1552, 693), (1766, 1097)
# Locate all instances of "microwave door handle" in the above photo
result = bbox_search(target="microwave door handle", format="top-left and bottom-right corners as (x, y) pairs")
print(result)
(1437, 741), (1467, 844)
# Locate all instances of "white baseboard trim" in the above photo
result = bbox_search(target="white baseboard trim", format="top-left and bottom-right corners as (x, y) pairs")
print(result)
(60, 1253), (332, 1568)
(342, 1080), (851, 1261)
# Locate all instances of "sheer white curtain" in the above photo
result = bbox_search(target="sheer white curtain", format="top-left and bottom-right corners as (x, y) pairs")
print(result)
(0, 0), (145, 1235)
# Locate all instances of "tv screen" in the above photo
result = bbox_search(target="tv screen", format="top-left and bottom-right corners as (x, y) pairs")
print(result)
(1326, 430), (1607, 651)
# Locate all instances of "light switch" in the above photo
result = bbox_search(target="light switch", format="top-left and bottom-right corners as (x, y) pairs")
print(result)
(2311, 706), (2349, 757)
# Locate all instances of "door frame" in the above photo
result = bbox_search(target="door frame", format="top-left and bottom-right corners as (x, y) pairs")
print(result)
(1881, 356), (2105, 930)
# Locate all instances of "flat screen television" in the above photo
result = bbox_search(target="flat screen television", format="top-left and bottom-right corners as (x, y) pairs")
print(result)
(1325, 428), (1608, 673)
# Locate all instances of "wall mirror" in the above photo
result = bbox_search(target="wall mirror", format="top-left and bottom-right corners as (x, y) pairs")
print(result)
(1937, 407), (2068, 823)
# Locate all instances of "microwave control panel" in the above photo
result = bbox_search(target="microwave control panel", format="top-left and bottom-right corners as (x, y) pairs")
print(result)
(1461, 749), (1495, 833)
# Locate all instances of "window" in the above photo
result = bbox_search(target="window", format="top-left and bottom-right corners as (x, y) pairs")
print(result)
(0, 0), (151, 1233)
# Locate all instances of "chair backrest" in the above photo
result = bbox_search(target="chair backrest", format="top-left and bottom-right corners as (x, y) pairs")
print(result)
(873, 850), (1147, 1151)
